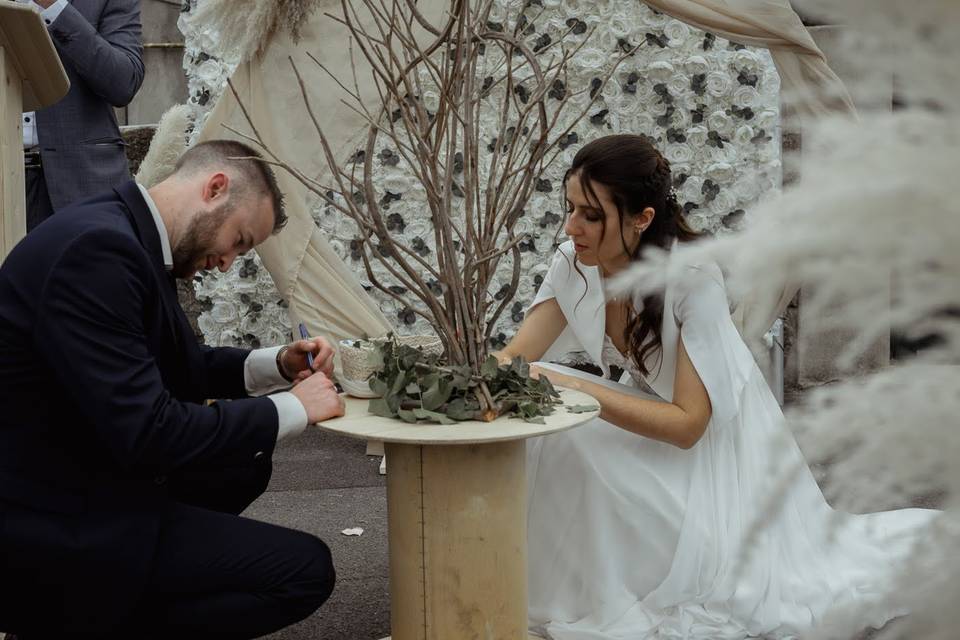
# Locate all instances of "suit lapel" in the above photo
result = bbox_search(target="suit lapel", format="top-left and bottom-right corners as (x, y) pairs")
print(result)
(114, 180), (183, 348)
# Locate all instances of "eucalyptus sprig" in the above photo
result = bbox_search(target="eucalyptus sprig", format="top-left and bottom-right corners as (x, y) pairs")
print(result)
(365, 337), (561, 425)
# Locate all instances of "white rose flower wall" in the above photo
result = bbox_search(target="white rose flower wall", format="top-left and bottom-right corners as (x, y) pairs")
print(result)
(178, 0), (781, 349)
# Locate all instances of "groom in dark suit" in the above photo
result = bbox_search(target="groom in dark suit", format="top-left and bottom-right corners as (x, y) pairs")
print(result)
(0, 140), (345, 638)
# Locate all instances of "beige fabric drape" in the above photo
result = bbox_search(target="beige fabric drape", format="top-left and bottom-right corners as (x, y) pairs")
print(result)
(194, 24), (393, 344)
(193, 0), (852, 352)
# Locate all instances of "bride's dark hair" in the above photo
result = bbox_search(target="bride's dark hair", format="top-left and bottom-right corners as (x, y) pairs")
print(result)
(563, 134), (698, 377)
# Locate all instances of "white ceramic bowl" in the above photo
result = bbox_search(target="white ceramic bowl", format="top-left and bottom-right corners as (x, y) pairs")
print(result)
(338, 376), (379, 399)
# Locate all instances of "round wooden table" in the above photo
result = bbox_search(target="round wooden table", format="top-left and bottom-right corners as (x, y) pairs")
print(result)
(318, 389), (599, 640)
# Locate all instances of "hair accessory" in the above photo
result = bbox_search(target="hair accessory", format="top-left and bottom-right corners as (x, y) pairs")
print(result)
(665, 187), (680, 206)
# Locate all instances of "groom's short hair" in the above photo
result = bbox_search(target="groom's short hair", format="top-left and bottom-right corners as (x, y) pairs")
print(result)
(174, 139), (287, 232)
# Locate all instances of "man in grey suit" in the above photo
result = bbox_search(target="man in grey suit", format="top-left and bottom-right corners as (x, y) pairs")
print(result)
(20, 0), (144, 231)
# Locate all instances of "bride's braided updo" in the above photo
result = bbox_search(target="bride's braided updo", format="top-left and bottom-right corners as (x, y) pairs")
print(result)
(562, 134), (698, 377)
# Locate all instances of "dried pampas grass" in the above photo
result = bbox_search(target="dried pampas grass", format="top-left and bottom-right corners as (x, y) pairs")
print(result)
(182, 0), (322, 62)
(135, 104), (193, 188)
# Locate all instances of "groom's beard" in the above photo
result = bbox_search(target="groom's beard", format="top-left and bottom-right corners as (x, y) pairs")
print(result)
(171, 203), (232, 279)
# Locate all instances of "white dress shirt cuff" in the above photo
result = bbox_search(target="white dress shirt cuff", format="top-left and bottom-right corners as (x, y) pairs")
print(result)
(244, 346), (293, 396)
(39, 0), (69, 25)
(269, 392), (308, 442)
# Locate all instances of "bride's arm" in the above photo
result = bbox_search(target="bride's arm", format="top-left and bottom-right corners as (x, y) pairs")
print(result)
(492, 298), (568, 364)
(534, 335), (712, 450)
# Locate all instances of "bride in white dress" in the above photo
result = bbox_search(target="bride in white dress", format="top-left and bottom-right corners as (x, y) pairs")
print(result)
(496, 135), (937, 639)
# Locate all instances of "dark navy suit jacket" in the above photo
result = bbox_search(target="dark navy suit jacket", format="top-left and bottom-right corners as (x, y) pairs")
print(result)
(0, 181), (279, 632)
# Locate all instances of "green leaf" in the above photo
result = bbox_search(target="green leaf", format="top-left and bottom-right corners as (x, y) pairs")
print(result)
(422, 379), (453, 411)
(389, 373), (408, 398)
(519, 401), (540, 418)
(412, 408), (456, 424)
(566, 404), (600, 414)
(401, 350), (420, 370)
(523, 416), (546, 425)
(450, 365), (473, 390)
(368, 377), (388, 397)
(481, 355), (500, 379)
(445, 398), (474, 421)
(405, 382), (421, 395)
(368, 397), (395, 418)
(419, 372), (440, 392)
(385, 392), (403, 414)
(397, 408), (419, 423)
(531, 376), (560, 398)
(510, 356), (529, 378)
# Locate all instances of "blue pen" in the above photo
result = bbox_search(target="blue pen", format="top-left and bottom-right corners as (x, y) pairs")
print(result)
(298, 322), (315, 370)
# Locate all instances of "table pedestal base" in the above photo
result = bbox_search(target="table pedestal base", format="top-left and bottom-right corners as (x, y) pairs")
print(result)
(322, 390), (599, 639)
(385, 440), (529, 640)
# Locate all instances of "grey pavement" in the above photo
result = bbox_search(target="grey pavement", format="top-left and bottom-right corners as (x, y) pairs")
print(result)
(248, 427), (390, 640)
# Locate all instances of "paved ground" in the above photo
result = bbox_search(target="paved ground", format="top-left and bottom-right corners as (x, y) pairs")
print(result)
(249, 427), (390, 640)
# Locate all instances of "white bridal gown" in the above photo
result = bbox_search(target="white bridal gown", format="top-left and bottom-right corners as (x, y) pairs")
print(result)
(526, 242), (937, 640)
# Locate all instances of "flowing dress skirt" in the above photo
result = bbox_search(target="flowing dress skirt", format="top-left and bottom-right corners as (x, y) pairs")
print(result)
(526, 365), (936, 640)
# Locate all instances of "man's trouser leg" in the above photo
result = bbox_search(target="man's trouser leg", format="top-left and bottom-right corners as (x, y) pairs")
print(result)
(127, 499), (336, 639)
(16, 459), (335, 639)
(125, 457), (335, 639)
(24, 151), (54, 232)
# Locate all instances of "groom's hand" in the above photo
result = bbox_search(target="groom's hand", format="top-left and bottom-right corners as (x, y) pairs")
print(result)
(290, 372), (345, 423)
(282, 337), (335, 380)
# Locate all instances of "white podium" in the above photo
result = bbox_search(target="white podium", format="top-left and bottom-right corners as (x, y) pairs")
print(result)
(0, 0), (69, 261)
